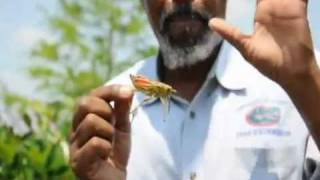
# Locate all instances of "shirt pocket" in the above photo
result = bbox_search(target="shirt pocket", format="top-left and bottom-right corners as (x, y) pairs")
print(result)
(230, 99), (307, 180)
(234, 146), (301, 180)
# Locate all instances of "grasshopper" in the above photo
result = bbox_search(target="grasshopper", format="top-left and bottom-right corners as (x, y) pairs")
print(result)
(130, 74), (177, 120)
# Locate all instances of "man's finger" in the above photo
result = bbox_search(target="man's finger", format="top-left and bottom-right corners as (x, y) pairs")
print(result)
(114, 86), (133, 133)
(74, 113), (115, 147)
(90, 85), (134, 103)
(209, 18), (249, 51)
(112, 86), (133, 170)
(70, 136), (112, 178)
(79, 136), (112, 164)
(78, 85), (133, 170)
(73, 96), (113, 130)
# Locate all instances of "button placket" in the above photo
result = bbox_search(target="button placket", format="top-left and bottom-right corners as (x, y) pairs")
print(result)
(189, 111), (196, 119)
(190, 172), (197, 180)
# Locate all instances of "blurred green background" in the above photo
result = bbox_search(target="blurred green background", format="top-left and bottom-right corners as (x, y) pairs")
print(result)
(0, 0), (319, 179)
(0, 0), (156, 179)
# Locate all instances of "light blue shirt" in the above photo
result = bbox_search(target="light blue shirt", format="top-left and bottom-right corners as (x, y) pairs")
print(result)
(107, 42), (320, 180)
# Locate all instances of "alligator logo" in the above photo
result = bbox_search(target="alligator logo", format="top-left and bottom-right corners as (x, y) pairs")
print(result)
(246, 106), (281, 127)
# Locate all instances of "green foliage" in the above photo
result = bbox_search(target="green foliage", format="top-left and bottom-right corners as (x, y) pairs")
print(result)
(0, 89), (74, 180)
(31, 0), (157, 99)
(0, 0), (157, 179)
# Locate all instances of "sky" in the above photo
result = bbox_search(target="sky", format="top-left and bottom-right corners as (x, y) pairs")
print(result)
(0, 0), (320, 98)
(0, 0), (56, 98)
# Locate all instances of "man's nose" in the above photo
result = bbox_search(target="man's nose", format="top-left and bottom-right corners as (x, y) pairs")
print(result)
(173, 0), (192, 4)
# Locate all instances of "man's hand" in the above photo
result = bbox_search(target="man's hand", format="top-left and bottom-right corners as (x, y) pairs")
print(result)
(210, 0), (320, 149)
(69, 85), (133, 180)
(209, 0), (319, 87)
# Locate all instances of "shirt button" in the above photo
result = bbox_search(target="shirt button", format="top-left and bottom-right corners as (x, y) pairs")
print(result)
(190, 172), (197, 180)
(189, 111), (196, 119)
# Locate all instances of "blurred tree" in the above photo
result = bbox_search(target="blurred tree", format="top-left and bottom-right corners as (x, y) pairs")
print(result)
(31, 0), (156, 99)
(0, 87), (74, 179)
(0, 0), (156, 179)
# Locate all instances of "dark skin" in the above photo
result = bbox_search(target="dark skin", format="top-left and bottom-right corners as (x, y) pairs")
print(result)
(148, 0), (226, 101)
(69, 0), (320, 179)
(69, 85), (133, 180)
(164, 57), (213, 102)
(163, 43), (221, 101)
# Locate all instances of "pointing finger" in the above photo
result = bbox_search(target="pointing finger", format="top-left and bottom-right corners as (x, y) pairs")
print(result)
(209, 18), (249, 51)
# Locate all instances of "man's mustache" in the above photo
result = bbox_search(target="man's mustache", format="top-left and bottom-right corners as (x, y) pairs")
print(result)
(160, 4), (211, 33)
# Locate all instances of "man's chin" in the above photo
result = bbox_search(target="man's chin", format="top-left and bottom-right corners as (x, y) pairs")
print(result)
(157, 32), (222, 70)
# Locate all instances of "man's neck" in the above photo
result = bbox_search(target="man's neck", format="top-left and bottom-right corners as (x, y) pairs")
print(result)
(161, 43), (222, 102)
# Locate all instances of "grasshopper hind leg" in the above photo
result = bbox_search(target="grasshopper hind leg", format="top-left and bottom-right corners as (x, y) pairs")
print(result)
(160, 97), (170, 121)
(130, 96), (157, 122)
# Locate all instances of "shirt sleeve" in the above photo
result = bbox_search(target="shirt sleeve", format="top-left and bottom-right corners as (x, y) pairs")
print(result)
(303, 136), (320, 180)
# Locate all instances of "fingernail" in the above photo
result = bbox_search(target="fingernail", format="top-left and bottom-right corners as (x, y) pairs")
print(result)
(209, 18), (220, 28)
(119, 86), (133, 98)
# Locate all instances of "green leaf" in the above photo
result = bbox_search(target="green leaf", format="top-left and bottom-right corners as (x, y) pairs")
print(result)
(29, 66), (60, 78)
(125, 15), (144, 34)
(61, 1), (83, 21)
(0, 128), (21, 165)
(50, 17), (78, 43)
(32, 41), (59, 61)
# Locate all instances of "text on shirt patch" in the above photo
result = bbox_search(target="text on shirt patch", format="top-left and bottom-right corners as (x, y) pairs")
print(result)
(237, 128), (291, 137)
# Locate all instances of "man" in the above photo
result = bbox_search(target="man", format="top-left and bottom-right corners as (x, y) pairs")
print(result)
(69, 0), (320, 179)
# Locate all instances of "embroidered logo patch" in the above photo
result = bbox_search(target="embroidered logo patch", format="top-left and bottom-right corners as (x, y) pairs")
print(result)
(246, 106), (281, 127)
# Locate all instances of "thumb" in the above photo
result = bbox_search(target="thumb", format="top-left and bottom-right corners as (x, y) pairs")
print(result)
(112, 86), (134, 171)
(209, 18), (249, 51)
(114, 86), (133, 133)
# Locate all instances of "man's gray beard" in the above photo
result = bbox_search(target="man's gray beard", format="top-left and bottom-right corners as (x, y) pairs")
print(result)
(157, 32), (222, 70)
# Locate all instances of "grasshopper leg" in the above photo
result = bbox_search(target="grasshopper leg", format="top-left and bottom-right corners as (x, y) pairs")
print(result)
(130, 96), (157, 122)
(160, 97), (170, 121)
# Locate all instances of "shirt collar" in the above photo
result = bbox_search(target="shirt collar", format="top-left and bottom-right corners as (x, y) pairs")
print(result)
(136, 41), (251, 104)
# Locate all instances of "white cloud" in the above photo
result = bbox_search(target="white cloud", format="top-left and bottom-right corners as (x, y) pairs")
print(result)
(14, 26), (52, 48)
(0, 69), (38, 99)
